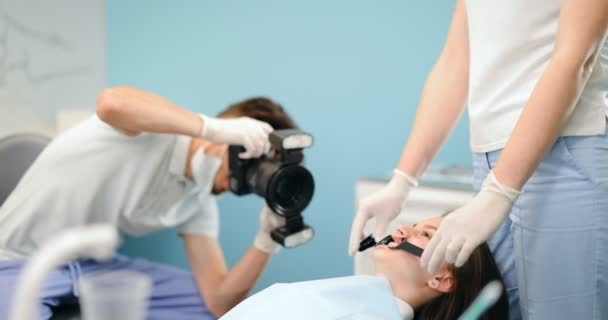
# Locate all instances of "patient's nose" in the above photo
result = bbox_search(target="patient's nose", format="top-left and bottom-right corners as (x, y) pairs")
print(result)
(394, 225), (419, 242)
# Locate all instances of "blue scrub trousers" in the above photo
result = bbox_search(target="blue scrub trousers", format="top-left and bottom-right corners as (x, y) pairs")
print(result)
(0, 255), (215, 320)
(475, 130), (608, 320)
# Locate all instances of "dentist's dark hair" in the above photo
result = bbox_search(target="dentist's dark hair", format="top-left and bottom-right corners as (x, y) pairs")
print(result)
(414, 215), (509, 319)
(218, 97), (297, 130)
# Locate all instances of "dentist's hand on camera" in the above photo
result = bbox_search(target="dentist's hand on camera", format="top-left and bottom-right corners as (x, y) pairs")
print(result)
(254, 206), (286, 254)
(348, 169), (418, 256)
(200, 115), (273, 159)
(420, 171), (520, 273)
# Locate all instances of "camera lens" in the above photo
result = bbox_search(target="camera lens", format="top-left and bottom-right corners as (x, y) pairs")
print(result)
(266, 166), (314, 216)
(275, 172), (306, 207)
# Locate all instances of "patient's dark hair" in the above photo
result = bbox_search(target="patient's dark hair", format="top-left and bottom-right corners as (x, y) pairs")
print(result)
(218, 97), (297, 130)
(414, 216), (509, 320)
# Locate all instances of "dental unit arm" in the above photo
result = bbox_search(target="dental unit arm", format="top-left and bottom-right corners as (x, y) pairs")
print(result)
(10, 224), (120, 320)
(458, 280), (504, 320)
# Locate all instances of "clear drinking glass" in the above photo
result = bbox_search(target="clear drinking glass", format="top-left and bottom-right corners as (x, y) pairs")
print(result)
(79, 271), (151, 320)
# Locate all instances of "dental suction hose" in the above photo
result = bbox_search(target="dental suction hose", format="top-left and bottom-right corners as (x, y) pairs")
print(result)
(10, 224), (120, 320)
(457, 280), (503, 320)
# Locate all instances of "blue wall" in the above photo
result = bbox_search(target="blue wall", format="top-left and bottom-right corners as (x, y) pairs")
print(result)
(107, 0), (471, 291)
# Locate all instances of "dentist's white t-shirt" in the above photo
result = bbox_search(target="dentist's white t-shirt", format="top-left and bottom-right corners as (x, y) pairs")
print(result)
(465, 0), (608, 152)
(0, 116), (219, 261)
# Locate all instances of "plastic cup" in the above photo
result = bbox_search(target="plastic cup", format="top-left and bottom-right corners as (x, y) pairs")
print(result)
(79, 271), (152, 320)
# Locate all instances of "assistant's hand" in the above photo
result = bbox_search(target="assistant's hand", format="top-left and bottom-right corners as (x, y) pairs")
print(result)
(254, 206), (286, 254)
(348, 169), (418, 255)
(200, 115), (273, 159)
(420, 171), (520, 273)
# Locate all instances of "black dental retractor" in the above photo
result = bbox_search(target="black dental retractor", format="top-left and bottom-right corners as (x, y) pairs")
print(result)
(358, 234), (424, 257)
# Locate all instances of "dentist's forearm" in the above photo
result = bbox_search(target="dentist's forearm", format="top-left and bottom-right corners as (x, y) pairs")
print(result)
(184, 234), (273, 318)
(397, 54), (468, 178)
(96, 86), (204, 137)
(205, 247), (272, 317)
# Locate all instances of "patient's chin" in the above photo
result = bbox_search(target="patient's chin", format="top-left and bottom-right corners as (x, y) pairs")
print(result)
(374, 246), (418, 269)
(374, 246), (428, 280)
(372, 245), (392, 262)
(373, 246), (391, 270)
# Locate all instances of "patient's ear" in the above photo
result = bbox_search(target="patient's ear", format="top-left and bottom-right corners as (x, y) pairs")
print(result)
(427, 271), (455, 293)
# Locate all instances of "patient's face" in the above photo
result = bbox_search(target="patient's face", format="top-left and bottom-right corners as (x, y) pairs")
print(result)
(374, 217), (450, 288)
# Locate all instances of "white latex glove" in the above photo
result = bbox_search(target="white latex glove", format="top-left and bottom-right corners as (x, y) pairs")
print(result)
(254, 206), (286, 254)
(420, 171), (521, 273)
(199, 115), (273, 159)
(348, 169), (418, 255)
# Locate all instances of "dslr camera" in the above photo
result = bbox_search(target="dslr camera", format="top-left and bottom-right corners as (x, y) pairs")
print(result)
(229, 129), (315, 248)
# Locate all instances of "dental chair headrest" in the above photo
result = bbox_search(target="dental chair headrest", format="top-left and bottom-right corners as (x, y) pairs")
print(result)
(0, 133), (50, 206)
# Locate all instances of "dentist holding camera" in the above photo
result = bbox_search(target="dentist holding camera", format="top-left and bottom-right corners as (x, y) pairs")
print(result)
(0, 86), (299, 319)
(350, 1), (607, 319)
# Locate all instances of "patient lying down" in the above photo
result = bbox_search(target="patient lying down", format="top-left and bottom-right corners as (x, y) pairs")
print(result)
(221, 217), (509, 320)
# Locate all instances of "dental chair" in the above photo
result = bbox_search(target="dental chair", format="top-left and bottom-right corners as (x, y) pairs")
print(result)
(0, 133), (50, 206)
(0, 133), (81, 319)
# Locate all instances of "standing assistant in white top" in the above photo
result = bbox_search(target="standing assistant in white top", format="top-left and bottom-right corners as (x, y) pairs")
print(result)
(466, 0), (608, 152)
(350, 1), (608, 319)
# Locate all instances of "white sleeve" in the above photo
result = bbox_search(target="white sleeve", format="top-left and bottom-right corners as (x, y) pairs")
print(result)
(177, 193), (220, 238)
